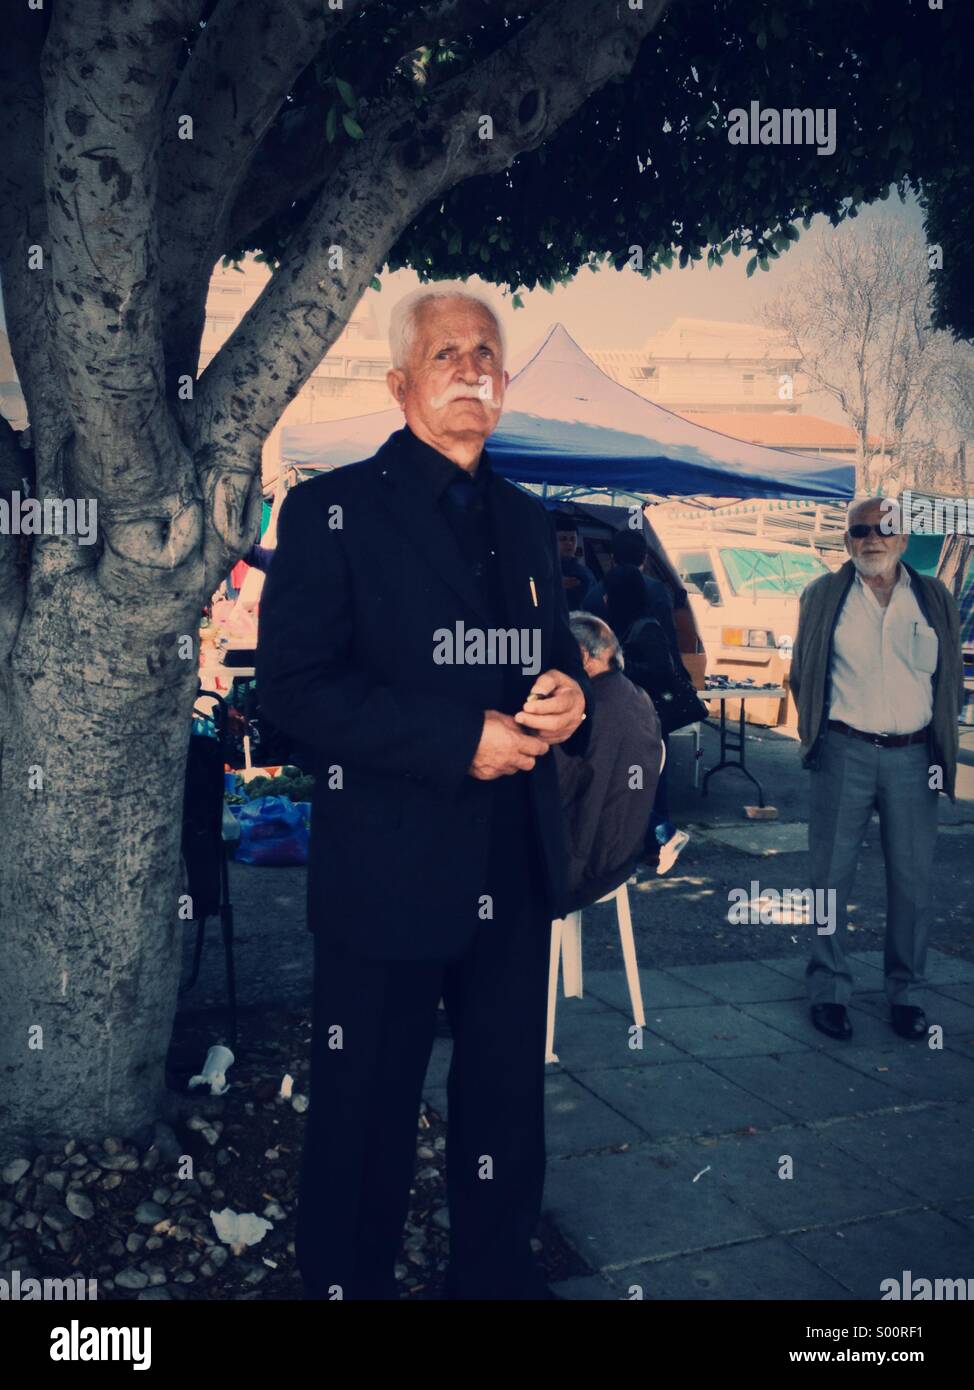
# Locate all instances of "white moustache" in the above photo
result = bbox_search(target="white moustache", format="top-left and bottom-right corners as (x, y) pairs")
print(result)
(430, 384), (502, 413)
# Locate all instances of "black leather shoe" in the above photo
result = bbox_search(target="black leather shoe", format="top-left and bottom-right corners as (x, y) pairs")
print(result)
(810, 1004), (852, 1040)
(891, 1005), (928, 1040)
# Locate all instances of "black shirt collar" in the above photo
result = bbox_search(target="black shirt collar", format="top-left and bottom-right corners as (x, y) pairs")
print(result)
(398, 424), (491, 502)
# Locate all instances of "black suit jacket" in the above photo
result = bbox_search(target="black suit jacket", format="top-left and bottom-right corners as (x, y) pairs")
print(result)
(256, 427), (591, 961)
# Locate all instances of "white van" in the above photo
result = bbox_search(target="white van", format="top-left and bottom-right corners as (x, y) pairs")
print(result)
(655, 529), (829, 657)
(646, 520), (832, 724)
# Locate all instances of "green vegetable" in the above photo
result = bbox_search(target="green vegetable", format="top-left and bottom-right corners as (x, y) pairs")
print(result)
(242, 773), (315, 803)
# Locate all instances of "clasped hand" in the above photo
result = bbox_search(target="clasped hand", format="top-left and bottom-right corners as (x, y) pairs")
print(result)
(468, 669), (586, 781)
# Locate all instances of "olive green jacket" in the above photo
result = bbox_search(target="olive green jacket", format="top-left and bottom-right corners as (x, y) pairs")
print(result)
(790, 560), (963, 799)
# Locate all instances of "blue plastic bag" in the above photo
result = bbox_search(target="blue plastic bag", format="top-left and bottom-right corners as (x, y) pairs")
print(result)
(233, 795), (309, 866)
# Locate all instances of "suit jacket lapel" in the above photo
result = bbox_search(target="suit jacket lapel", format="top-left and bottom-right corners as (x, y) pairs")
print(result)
(373, 433), (491, 624)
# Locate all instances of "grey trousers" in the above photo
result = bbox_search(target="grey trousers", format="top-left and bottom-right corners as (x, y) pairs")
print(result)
(806, 731), (939, 1006)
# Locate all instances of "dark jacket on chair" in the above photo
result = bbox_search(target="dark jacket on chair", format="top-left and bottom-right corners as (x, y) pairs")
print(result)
(256, 427), (591, 961)
(554, 668), (661, 914)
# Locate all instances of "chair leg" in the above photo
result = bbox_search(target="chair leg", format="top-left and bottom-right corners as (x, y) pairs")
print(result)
(560, 910), (583, 999)
(616, 887), (646, 1029)
(546, 920), (562, 1064)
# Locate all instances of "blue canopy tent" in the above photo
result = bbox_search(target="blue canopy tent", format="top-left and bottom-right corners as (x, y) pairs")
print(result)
(279, 324), (855, 502)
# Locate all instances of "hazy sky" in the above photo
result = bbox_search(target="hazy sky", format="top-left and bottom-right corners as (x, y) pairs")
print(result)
(366, 193), (922, 423)
(1, 192), (922, 431)
(373, 221), (829, 356)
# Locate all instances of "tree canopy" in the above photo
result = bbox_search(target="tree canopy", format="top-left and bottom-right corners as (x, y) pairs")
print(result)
(219, 0), (973, 340)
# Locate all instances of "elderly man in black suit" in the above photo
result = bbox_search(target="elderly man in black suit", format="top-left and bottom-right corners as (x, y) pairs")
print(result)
(257, 285), (589, 1301)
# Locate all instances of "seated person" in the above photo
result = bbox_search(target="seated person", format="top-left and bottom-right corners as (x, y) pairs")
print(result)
(554, 613), (662, 913)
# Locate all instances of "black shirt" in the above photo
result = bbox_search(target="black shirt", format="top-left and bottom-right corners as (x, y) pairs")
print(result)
(398, 426), (540, 883)
(401, 424), (494, 593)
(400, 425), (518, 710)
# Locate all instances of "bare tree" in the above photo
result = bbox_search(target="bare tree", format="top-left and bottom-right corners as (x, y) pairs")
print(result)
(764, 216), (963, 494)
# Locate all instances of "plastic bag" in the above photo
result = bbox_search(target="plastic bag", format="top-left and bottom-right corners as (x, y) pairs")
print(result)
(233, 795), (309, 866)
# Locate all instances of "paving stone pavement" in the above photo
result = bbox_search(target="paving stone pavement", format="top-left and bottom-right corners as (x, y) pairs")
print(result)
(422, 948), (974, 1300)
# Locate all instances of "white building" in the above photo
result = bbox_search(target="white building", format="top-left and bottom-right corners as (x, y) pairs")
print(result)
(586, 317), (883, 468)
(589, 317), (803, 415)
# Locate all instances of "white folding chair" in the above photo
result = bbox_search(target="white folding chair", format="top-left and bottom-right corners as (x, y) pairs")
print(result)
(545, 736), (665, 1062)
(546, 881), (645, 1063)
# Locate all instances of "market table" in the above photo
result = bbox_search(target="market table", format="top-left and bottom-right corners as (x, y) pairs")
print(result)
(700, 685), (787, 807)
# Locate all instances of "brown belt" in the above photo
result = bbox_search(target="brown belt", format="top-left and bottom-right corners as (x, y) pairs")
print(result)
(828, 719), (929, 749)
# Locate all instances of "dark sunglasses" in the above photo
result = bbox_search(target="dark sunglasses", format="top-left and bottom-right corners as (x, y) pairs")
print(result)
(847, 523), (894, 539)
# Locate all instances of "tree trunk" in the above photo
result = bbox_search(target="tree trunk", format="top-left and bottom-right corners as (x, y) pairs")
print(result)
(0, 539), (201, 1155)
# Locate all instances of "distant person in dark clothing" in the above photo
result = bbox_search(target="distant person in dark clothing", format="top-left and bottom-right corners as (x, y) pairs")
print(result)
(556, 525), (596, 600)
(580, 525), (680, 644)
(605, 565), (690, 876)
(554, 614), (662, 912)
(584, 528), (684, 661)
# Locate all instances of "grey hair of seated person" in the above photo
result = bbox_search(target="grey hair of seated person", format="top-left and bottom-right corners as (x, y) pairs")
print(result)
(568, 611), (624, 672)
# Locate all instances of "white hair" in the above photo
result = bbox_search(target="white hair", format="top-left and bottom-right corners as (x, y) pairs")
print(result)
(388, 285), (506, 369)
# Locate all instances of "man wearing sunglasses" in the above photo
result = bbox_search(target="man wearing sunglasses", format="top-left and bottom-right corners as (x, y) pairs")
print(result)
(790, 496), (962, 1042)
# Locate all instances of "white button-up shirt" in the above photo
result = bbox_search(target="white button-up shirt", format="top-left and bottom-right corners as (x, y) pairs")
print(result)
(829, 565), (937, 734)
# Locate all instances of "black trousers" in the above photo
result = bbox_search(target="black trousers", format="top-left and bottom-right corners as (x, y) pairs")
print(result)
(296, 789), (552, 1300)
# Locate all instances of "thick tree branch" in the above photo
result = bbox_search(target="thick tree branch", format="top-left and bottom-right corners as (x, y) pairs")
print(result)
(40, 1), (207, 581)
(190, 0), (668, 588)
(222, 0), (549, 256)
(40, 2), (183, 440)
(0, 4), (71, 487)
(157, 0), (370, 393)
(164, 1), (546, 375)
